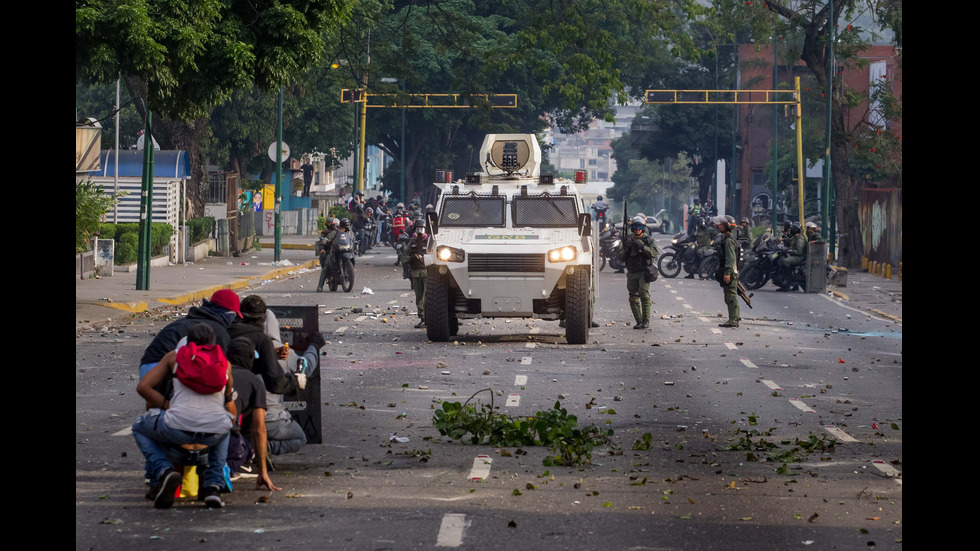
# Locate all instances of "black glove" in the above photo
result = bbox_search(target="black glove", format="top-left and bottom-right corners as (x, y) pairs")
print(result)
(307, 331), (326, 351)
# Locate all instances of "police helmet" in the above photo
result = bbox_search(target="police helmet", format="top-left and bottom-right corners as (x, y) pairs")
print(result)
(413, 218), (425, 231)
(331, 218), (340, 227)
(790, 222), (802, 235)
(630, 216), (646, 232)
(340, 218), (350, 229)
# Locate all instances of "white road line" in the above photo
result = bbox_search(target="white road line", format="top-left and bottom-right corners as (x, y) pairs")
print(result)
(740, 358), (758, 368)
(506, 394), (521, 407)
(872, 460), (902, 485)
(334, 326), (348, 334)
(761, 379), (782, 390)
(468, 455), (492, 480)
(789, 398), (816, 413)
(724, 341), (737, 350)
(700, 317), (712, 322)
(514, 375), (527, 386)
(824, 425), (858, 442)
(529, 327), (541, 334)
(520, 356), (532, 365)
(683, 303), (693, 309)
(354, 316), (367, 322)
(435, 513), (467, 547)
(675, 296), (685, 301)
(711, 328), (722, 335)
(388, 300), (399, 304)
(525, 343), (536, 349)
(112, 427), (132, 437)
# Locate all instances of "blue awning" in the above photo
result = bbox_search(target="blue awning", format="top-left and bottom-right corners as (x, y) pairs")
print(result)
(97, 150), (191, 179)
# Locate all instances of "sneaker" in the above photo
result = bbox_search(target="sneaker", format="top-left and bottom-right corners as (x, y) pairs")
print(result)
(154, 469), (182, 509)
(202, 486), (225, 508)
(414, 320), (425, 328)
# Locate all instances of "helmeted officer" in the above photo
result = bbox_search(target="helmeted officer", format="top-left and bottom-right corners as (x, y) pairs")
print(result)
(617, 215), (659, 330)
(714, 215), (741, 328)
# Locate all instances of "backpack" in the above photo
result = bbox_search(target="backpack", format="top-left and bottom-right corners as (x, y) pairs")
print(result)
(174, 342), (229, 395)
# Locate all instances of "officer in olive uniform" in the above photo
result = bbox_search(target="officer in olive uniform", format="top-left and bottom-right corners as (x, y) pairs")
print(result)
(400, 218), (428, 328)
(714, 215), (741, 328)
(618, 216), (659, 330)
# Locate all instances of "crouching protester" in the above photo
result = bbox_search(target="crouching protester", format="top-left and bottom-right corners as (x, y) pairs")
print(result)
(226, 337), (280, 491)
(132, 324), (236, 509)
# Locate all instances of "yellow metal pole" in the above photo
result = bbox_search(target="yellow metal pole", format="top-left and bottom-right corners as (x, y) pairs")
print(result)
(358, 84), (367, 193)
(795, 77), (805, 224)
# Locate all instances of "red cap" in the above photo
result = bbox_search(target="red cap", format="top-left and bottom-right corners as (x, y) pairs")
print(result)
(210, 289), (242, 318)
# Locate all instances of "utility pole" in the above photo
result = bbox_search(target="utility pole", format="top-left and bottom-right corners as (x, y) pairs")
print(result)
(275, 87), (283, 262)
(136, 103), (154, 291)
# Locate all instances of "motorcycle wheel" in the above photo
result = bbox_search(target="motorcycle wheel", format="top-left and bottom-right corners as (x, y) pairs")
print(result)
(609, 257), (626, 272)
(341, 257), (355, 293)
(328, 266), (338, 292)
(741, 264), (768, 290)
(699, 256), (719, 280)
(599, 256), (607, 272)
(658, 252), (682, 278)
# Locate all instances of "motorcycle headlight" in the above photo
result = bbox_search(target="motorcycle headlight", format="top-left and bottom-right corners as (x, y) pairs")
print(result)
(671, 238), (678, 245)
(612, 239), (621, 248)
(436, 246), (465, 262)
(547, 246), (577, 262)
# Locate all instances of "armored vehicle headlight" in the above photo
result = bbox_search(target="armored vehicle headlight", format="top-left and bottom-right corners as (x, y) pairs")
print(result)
(436, 246), (465, 262)
(548, 246), (577, 262)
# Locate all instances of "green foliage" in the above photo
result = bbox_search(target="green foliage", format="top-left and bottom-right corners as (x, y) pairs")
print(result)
(76, 0), (354, 122)
(76, 180), (124, 253)
(102, 222), (174, 264)
(186, 217), (216, 245)
(432, 392), (613, 466)
(328, 205), (351, 220)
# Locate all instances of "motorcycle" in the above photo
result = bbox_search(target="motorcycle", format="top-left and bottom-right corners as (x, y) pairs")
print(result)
(657, 232), (702, 278)
(740, 233), (780, 290)
(594, 206), (609, 232)
(598, 226), (626, 272)
(358, 218), (376, 256)
(770, 249), (808, 292)
(327, 231), (356, 292)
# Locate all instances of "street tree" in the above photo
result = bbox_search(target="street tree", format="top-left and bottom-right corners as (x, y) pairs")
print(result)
(711, 0), (902, 267)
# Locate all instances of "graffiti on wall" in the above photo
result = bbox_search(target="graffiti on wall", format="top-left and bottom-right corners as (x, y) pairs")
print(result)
(859, 188), (902, 267)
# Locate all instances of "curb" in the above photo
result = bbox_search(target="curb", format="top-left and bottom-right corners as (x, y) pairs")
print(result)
(94, 260), (320, 315)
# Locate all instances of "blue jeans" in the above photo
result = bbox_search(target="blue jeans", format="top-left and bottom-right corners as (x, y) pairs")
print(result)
(132, 410), (230, 489)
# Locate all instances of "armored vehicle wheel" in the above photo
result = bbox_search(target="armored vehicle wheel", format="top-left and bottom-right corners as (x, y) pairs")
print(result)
(564, 266), (592, 345)
(425, 267), (452, 342)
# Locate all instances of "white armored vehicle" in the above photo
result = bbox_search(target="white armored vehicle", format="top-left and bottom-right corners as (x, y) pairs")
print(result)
(423, 134), (596, 344)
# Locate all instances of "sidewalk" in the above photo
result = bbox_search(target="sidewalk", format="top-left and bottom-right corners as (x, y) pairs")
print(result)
(76, 237), (902, 329)
(75, 235), (321, 329)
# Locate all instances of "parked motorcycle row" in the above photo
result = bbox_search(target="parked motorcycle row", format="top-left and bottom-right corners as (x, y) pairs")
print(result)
(600, 215), (812, 294)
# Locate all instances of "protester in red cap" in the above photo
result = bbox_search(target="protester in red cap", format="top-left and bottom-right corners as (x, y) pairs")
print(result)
(138, 289), (241, 381)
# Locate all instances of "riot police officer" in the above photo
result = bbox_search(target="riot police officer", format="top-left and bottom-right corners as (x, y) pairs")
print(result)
(400, 218), (428, 328)
(617, 215), (659, 330)
(714, 215), (741, 328)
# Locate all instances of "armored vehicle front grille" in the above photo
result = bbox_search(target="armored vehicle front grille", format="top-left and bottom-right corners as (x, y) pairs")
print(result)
(468, 253), (545, 273)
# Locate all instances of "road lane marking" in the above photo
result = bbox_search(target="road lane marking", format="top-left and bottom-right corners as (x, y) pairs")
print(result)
(711, 328), (722, 335)
(334, 326), (348, 334)
(872, 460), (902, 485)
(525, 342), (536, 349)
(520, 357), (532, 365)
(761, 379), (782, 390)
(724, 341), (737, 350)
(529, 327), (541, 334)
(683, 303), (693, 309)
(789, 398), (816, 413)
(675, 296), (685, 301)
(112, 427), (132, 437)
(506, 394), (521, 407)
(435, 513), (467, 547)
(514, 375), (527, 386)
(740, 358), (758, 368)
(354, 316), (367, 322)
(824, 425), (858, 442)
(468, 455), (492, 480)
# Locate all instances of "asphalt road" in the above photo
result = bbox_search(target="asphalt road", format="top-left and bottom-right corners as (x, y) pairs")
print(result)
(75, 235), (902, 550)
